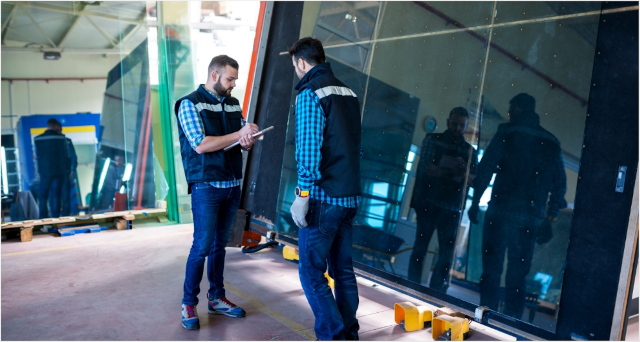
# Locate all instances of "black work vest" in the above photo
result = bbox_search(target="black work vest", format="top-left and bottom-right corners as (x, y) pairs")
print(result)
(174, 86), (243, 193)
(295, 63), (362, 198)
(34, 130), (69, 178)
(411, 130), (477, 211)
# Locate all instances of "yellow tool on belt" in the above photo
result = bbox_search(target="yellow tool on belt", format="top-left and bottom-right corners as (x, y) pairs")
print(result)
(282, 246), (334, 289)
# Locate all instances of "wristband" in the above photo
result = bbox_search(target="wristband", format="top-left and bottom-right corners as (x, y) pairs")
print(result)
(295, 187), (309, 197)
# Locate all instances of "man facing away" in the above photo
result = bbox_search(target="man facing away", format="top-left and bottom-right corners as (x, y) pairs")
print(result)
(289, 37), (362, 340)
(34, 118), (69, 219)
(468, 93), (566, 319)
(174, 55), (259, 330)
(408, 107), (478, 292)
(56, 123), (78, 217)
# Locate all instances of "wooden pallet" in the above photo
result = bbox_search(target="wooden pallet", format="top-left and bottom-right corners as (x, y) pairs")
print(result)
(1, 208), (166, 242)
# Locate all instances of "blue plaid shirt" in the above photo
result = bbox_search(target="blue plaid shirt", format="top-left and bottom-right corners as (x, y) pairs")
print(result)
(177, 85), (242, 188)
(295, 88), (360, 208)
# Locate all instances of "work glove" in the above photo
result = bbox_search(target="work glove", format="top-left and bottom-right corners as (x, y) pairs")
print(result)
(290, 196), (310, 228)
(536, 219), (554, 245)
(468, 203), (480, 225)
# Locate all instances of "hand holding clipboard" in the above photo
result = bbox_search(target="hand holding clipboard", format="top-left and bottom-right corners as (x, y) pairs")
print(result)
(223, 126), (274, 151)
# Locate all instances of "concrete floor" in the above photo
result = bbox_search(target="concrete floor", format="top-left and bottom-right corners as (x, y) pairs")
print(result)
(0, 223), (636, 340)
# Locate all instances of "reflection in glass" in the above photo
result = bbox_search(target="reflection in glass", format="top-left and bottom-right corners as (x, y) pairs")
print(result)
(469, 93), (567, 320)
(276, 1), (602, 333)
(409, 108), (478, 292)
(90, 39), (156, 212)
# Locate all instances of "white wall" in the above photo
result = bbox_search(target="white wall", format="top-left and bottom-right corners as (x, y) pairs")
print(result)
(1, 52), (123, 129)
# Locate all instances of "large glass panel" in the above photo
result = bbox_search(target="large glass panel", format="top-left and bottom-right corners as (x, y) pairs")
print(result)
(89, 2), (157, 213)
(376, 1), (495, 38)
(453, 10), (600, 332)
(1, 1), (159, 219)
(275, 1), (602, 333)
(156, 1), (261, 223)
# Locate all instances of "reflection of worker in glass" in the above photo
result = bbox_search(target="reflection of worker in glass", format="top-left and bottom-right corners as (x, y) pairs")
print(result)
(98, 154), (125, 210)
(468, 93), (566, 319)
(34, 118), (69, 218)
(56, 124), (77, 216)
(409, 107), (478, 292)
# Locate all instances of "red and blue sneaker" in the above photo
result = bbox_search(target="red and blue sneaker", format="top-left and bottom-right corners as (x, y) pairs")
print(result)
(181, 304), (200, 330)
(208, 294), (246, 318)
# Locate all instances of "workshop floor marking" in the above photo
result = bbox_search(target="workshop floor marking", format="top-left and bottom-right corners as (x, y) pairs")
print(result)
(224, 280), (317, 341)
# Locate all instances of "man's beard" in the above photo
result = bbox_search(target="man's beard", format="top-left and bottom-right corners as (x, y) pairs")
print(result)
(213, 79), (232, 97)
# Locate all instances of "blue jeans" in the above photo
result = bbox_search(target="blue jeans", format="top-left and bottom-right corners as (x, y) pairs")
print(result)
(479, 205), (542, 319)
(408, 202), (459, 292)
(182, 183), (240, 305)
(39, 175), (65, 219)
(299, 198), (360, 340)
(61, 176), (71, 217)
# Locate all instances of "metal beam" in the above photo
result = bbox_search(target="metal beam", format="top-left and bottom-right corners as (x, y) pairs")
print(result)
(57, 3), (87, 48)
(320, 2), (379, 17)
(116, 24), (141, 48)
(2, 4), (18, 32)
(1, 5), (19, 44)
(337, 1), (376, 26)
(58, 14), (84, 48)
(1, 46), (131, 55)
(84, 14), (118, 47)
(18, 4), (57, 48)
(5, 1), (146, 26)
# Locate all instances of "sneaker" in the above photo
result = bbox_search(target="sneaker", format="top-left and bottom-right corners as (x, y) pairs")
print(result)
(181, 304), (200, 330)
(208, 295), (246, 318)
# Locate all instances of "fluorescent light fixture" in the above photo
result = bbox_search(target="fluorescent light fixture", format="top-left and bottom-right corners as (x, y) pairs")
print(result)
(1, 147), (8, 195)
(122, 163), (133, 182)
(43, 52), (61, 60)
(97, 157), (111, 194)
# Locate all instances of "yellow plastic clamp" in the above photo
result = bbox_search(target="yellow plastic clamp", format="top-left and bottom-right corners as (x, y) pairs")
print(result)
(394, 302), (433, 332)
(282, 246), (299, 261)
(432, 315), (469, 341)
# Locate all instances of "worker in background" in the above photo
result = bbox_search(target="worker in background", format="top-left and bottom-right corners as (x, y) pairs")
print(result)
(468, 93), (566, 319)
(174, 55), (259, 330)
(408, 107), (478, 292)
(289, 37), (362, 341)
(56, 123), (78, 217)
(34, 118), (69, 219)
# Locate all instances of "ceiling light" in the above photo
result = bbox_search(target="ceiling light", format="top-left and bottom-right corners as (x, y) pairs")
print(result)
(43, 52), (61, 60)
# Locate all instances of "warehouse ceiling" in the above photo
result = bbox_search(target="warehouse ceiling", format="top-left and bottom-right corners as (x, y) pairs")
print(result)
(1, 1), (148, 54)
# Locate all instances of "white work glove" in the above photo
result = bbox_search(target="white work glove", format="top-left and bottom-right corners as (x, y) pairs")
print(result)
(290, 196), (310, 228)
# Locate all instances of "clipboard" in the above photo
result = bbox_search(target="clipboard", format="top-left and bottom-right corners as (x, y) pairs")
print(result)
(223, 126), (274, 151)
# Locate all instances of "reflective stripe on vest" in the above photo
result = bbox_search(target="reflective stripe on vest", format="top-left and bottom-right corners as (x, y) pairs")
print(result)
(195, 103), (223, 112)
(314, 86), (357, 100)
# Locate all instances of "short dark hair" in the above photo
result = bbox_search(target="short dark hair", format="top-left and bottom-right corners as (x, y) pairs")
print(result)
(510, 93), (535, 112)
(208, 55), (239, 77)
(449, 107), (469, 118)
(47, 118), (61, 128)
(288, 37), (325, 66)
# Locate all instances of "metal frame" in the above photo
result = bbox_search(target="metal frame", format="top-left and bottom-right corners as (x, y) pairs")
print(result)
(611, 169), (640, 340)
(245, 2), (274, 128)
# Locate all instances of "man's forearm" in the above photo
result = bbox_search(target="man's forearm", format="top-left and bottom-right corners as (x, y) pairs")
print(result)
(195, 132), (240, 154)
